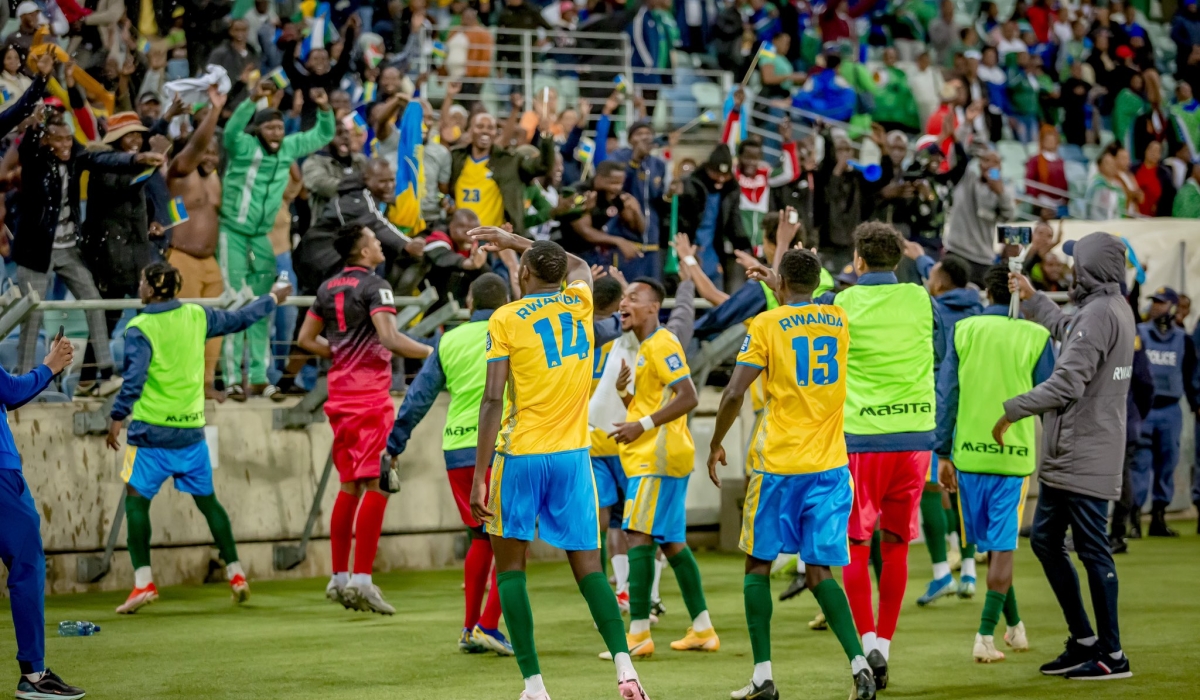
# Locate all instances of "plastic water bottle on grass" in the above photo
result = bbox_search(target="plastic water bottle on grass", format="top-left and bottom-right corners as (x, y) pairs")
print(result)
(57, 621), (100, 637)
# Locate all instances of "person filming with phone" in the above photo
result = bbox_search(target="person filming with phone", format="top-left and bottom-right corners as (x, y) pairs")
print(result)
(943, 148), (1015, 287)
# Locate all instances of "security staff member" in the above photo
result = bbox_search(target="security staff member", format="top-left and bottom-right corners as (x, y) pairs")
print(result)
(1133, 286), (1198, 537)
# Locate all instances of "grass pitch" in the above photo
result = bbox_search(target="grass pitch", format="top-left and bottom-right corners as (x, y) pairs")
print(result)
(10, 524), (1199, 700)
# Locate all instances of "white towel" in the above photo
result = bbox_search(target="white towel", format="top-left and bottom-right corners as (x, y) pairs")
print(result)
(162, 65), (232, 106)
(589, 331), (639, 436)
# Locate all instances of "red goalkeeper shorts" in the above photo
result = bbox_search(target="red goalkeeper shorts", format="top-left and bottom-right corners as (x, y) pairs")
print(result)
(326, 393), (395, 483)
(447, 466), (491, 528)
(847, 450), (930, 542)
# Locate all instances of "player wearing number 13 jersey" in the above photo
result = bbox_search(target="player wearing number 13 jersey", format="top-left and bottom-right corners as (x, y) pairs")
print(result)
(708, 249), (874, 700)
(470, 230), (649, 700)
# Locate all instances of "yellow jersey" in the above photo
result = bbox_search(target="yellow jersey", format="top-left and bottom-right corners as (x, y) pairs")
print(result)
(620, 328), (695, 478)
(456, 156), (504, 227)
(486, 282), (594, 455)
(590, 339), (621, 457)
(737, 302), (850, 475)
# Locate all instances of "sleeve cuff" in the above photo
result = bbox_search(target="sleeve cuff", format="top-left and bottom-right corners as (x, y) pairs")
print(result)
(735, 361), (764, 369)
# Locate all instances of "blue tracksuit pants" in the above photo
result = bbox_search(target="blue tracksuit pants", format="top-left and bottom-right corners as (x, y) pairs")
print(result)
(0, 469), (45, 673)
(1132, 403), (1182, 509)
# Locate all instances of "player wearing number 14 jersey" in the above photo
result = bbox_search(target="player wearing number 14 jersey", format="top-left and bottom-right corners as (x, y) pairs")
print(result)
(709, 249), (875, 700)
(469, 229), (649, 700)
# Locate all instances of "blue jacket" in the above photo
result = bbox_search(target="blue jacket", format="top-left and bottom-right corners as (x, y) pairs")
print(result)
(934, 304), (1056, 456)
(693, 282), (768, 340)
(628, 6), (672, 81)
(606, 146), (667, 245)
(0, 365), (54, 472)
(818, 272), (949, 452)
(388, 310), (624, 467)
(792, 69), (857, 124)
(111, 296), (277, 448)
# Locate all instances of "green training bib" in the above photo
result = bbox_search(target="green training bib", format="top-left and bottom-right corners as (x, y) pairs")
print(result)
(437, 320), (489, 452)
(126, 304), (207, 428)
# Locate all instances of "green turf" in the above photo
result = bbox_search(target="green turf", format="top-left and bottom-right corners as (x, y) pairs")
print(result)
(8, 526), (1199, 699)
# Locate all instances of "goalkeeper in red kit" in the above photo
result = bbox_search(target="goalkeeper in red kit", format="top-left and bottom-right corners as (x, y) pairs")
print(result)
(298, 224), (432, 615)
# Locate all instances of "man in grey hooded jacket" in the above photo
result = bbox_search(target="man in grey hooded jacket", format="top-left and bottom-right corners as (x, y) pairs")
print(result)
(998, 231), (1135, 681)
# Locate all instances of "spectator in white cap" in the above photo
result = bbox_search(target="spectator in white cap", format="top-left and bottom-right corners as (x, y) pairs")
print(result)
(2, 2), (44, 70)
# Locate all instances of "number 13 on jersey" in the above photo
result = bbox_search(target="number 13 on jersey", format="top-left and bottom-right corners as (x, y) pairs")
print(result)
(793, 336), (839, 386)
(533, 312), (590, 368)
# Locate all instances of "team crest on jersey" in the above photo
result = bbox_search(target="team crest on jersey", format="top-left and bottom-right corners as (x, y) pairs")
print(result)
(637, 355), (646, 367)
(485, 332), (492, 352)
(665, 353), (683, 371)
(741, 334), (751, 353)
(379, 289), (394, 305)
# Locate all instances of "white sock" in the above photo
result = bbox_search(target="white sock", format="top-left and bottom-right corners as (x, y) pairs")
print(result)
(752, 661), (772, 685)
(932, 561), (950, 580)
(22, 671), (45, 683)
(332, 572), (349, 587)
(960, 558), (976, 579)
(134, 566), (153, 589)
(796, 558), (806, 575)
(524, 674), (546, 696)
(226, 561), (244, 580)
(612, 554), (630, 592)
(1110, 650), (1124, 660)
(850, 655), (870, 676)
(877, 637), (891, 661)
(630, 618), (651, 635)
(651, 556), (665, 601)
(1077, 636), (1098, 647)
(948, 532), (960, 552)
(692, 609), (712, 633)
(350, 573), (372, 588)
(861, 631), (878, 654)
(613, 652), (636, 681)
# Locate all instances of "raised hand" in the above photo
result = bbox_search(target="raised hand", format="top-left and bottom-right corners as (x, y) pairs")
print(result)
(469, 226), (531, 253)
(309, 87), (330, 109)
(207, 83), (227, 111)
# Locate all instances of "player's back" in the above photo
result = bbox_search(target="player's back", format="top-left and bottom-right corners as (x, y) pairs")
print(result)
(312, 266), (396, 394)
(486, 281), (594, 456)
(738, 302), (850, 474)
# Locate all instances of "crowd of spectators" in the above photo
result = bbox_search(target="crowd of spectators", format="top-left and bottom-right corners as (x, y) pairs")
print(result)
(0, 0), (1193, 401)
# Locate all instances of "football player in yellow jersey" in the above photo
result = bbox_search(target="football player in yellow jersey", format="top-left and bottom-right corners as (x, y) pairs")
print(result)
(601, 277), (717, 660)
(709, 250), (876, 700)
(454, 114), (506, 227)
(468, 228), (650, 700)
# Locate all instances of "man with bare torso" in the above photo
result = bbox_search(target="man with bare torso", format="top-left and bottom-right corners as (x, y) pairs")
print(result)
(167, 85), (227, 399)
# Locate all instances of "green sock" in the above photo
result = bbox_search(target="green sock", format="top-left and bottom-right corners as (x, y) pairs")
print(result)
(600, 534), (609, 578)
(579, 571), (629, 656)
(667, 547), (709, 621)
(812, 578), (864, 662)
(961, 541), (977, 560)
(497, 571), (540, 678)
(125, 494), (153, 570)
(628, 544), (656, 623)
(920, 490), (947, 565)
(944, 506), (957, 535)
(743, 574), (772, 664)
(1003, 586), (1021, 626)
(192, 494), (239, 564)
(869, 529), (882, 583)
(979, 589), (1006, 636)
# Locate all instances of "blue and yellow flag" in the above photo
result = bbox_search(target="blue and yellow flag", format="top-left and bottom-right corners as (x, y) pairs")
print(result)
(758, 40), (777, 60)
(166, 196), (189, 228)
(388, 101), (426, 234)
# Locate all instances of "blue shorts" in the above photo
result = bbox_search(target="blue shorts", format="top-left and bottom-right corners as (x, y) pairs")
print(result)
(592, 455), (627, 509)
(121, 441), (213, 499)
(623, 474), (689, 544)
(927, 451), (938, 483)
(486, 448), (600, 551)
(957, 471), (1029, 552)
(740, 467), (853, 566)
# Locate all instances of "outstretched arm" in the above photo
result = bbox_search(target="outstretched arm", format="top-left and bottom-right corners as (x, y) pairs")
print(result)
(170, 86), (227, 178)
(470, 224), (593, 290)
(370, 312), (434, 359)
(387, 342), (446, 456)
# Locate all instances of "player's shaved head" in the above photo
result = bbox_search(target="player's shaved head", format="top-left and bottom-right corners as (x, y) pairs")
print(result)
(594, 276), (624, 316)
(521, 240), (569, 288)
(630, 277), (666, 303)
(779, 249), (821, 296)
(469, 273), (510, 312)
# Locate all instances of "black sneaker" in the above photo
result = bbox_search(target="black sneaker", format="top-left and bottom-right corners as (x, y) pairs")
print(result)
(1127, 520), (1142, 539)
(1109, 536), (1128, 554)
(1040, 638), (1097, 675)
(779, 573), (809, 601)
(1148, 512), (1179, 537)
(730, 679), (779, 700)
(1065, 654), (1132, 680)
(866, 649), (888, 690)
(16, 669), (85, 699)
(852, 669), (877, 700)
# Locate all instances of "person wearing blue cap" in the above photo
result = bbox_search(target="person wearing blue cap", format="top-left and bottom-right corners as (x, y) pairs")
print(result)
(1131, 286), (1198, 537)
